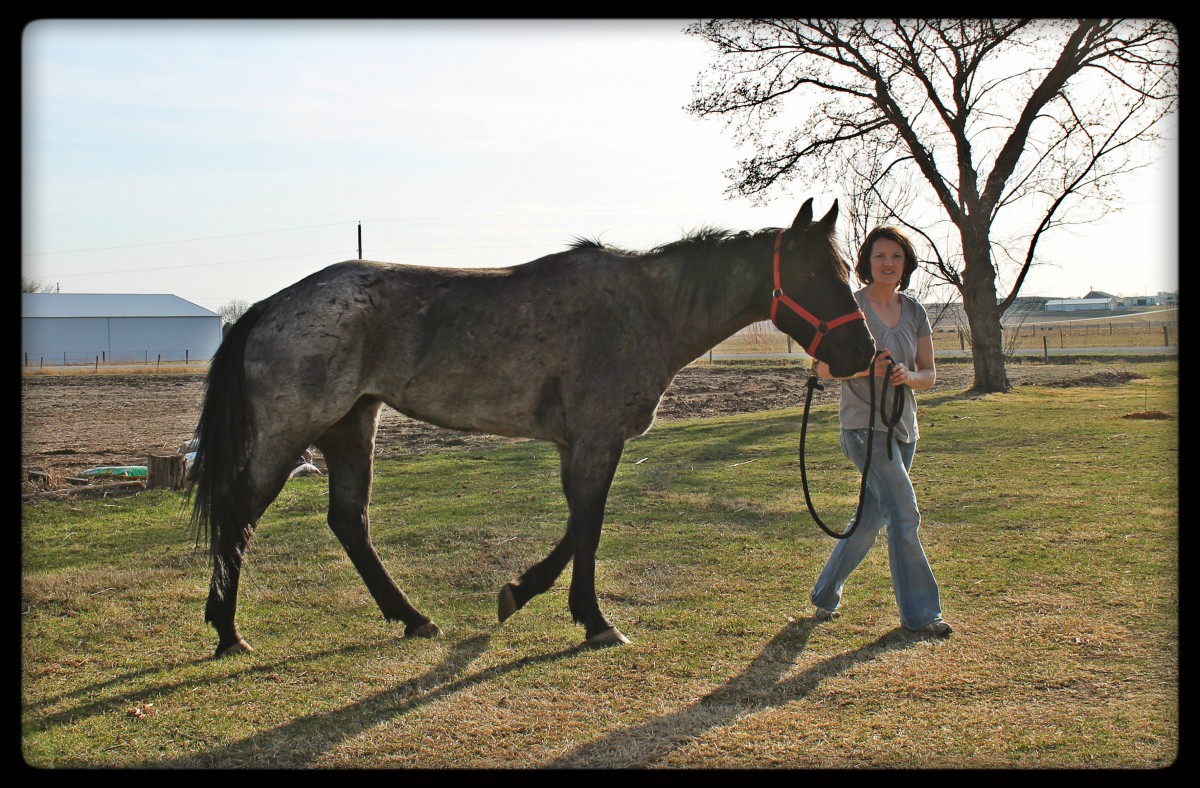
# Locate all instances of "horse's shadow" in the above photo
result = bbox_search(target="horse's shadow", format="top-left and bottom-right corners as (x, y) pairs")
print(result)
(137, 631), (591, 769)
(547, 620), (922, 768)
(123, 619), (921, 769)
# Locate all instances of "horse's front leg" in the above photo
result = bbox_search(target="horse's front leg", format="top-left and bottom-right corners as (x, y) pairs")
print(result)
(497, 436), (628, 645)
(496, 442), (579, 623)
(563, 436), (629, 647)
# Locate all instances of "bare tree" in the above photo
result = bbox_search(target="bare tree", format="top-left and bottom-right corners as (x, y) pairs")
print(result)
(22, 276), (55, 293)
(218, 298), (250, 326)
(687, 18), (1178, 392)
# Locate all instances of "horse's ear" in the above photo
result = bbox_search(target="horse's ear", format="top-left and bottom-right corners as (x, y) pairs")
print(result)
(819, 200), (839, 231)
(791, 198), (815, 230)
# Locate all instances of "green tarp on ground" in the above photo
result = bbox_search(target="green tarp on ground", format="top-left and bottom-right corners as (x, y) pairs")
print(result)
(79, 466), (148, 478)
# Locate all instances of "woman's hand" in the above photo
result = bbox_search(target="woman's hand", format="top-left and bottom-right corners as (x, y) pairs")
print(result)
(885, 358), (911, 387)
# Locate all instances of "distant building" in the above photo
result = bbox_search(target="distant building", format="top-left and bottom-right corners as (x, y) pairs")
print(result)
(22, 293), (222, 366)
(1043, 297), (1117, 312)
(1126, 291), (1179, 307)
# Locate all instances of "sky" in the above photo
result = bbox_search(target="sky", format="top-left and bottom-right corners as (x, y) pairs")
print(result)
(22, 19), (1179, 314)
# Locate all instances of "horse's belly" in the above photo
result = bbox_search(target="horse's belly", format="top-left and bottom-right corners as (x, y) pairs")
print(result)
(391, 373), (566, 443)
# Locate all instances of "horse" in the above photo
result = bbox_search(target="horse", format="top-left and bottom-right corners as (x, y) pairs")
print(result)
(188, 198), (876, 657)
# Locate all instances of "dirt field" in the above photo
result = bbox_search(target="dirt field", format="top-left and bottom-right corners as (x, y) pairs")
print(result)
(21, 360), (1141, 496)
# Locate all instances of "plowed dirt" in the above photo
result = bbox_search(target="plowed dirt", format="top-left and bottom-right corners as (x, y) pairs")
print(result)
(21, 361), (1141, 496)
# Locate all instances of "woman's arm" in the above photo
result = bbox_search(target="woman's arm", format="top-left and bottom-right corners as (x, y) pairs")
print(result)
(891, 335), (936, 390)
(818, 335), (936, 390)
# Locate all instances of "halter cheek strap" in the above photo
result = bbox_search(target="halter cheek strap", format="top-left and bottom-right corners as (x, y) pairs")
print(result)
(769, 230), (866, 358)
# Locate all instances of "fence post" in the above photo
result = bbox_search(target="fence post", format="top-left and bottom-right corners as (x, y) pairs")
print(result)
(959, 330), (965, 351)
(186, 349), (190, 365)
(1043, 335), (1049, 363)
(95, 356), (99, 372)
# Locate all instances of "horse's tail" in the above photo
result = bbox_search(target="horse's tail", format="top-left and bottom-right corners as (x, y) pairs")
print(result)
(188, 299), (269, 589)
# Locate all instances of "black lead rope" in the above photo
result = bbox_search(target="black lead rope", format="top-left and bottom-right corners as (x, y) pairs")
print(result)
(876, 359), (905, 461)
(798, 353), (905, 540)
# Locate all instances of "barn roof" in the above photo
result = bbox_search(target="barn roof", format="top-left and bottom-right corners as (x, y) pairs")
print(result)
(22, 293), (218, 319)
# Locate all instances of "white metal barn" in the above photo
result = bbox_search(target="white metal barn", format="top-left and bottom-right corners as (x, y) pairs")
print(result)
(21, 293), (223, 366)
(1043, 297), (1117, 312)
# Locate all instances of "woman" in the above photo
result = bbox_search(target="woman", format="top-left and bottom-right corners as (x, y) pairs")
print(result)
(809, 226), (951, 637)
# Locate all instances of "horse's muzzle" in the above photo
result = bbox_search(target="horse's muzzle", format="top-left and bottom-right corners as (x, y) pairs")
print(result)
(824, 337), (877, 379)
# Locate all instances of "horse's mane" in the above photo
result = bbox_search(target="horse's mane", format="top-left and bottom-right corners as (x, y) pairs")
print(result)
(568, 226), (778, 259)
(566, 225), (849, 283)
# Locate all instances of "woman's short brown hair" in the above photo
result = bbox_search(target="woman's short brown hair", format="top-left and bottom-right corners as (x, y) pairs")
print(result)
(855, 226), (919, 290)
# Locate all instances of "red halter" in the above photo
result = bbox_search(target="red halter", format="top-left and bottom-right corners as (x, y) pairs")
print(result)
(770, 230), (866, 359)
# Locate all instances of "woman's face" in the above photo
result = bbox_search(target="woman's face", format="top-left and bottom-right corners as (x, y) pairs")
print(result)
(869, 238), (906, 290)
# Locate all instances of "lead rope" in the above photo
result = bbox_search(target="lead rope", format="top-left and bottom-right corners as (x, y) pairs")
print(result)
(798, 352), (905, 539)
(876, 359), (905, 461)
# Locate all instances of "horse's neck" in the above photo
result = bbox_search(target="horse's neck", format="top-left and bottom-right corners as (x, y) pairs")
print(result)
(653, 245), (768, 369)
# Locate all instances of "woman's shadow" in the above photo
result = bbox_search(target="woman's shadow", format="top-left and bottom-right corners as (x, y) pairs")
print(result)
(548, 619), (922, 768)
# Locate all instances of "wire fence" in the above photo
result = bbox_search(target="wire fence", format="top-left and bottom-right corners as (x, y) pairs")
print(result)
(21, 348), (210, 370)
(707, 310), (1179, 360)
(20, 310), (1179, 371)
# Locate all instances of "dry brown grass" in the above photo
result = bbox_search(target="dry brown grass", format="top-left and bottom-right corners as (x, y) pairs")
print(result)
(21, 362), (208, 377)
(21, 361), (1178, 769)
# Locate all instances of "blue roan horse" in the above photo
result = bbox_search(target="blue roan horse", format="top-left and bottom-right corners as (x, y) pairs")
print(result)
(189, 199), (875, 657)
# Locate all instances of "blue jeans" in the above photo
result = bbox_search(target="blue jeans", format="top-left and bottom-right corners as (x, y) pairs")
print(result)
(810, 428), (944, 630)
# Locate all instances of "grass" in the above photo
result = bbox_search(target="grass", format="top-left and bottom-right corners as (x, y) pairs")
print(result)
(21, 360), (1178, 768)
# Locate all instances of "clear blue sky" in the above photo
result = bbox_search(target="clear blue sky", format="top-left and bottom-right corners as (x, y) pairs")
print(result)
(22, 19), (1179, 312)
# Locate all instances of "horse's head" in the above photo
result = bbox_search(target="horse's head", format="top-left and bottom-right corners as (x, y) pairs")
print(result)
(771, 199), (876, 378)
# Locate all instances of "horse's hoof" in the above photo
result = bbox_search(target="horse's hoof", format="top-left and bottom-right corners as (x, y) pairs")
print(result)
(497, 583), (518, 623)
(213, 638), (254, 658)
(585, 627), (631, 648)
(407, 621), (442, 638)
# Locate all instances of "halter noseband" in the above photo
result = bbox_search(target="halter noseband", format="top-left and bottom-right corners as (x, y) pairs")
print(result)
(770, 230), (866, 359)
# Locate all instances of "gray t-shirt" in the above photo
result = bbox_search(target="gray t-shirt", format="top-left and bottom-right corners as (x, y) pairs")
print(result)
(838, 288), (932, 443)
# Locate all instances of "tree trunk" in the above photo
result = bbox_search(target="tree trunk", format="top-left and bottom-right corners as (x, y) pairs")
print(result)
(960, 230), (1011, 393)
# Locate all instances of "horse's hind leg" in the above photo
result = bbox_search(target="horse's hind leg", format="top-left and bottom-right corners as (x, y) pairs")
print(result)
(206, 444), (303, 657)
(316, 397), (440, 638)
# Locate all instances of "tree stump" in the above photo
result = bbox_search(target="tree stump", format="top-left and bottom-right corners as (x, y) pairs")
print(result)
(147, 453), (187, 490)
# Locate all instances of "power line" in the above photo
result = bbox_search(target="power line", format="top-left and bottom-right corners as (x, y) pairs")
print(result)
(23, 222), (353, 257)
(40, 250), (356, 279)
(23, 202), (723, 258)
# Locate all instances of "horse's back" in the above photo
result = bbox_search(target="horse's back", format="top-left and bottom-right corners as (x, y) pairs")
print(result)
(239, 255), (668, 444)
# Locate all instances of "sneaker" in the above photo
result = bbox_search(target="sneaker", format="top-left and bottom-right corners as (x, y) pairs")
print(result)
(912, 619), (953, 637)
(814, 606), (841, 621)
